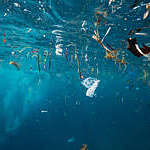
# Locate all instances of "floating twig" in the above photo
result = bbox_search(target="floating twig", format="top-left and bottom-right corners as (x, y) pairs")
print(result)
(92, 31), (112, 53)
(105, 41), (115, 50)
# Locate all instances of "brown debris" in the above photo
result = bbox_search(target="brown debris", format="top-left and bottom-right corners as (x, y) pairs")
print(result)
(115, 56), (126, 65)
(9, 61), (20, 70)
(94, 11), (107, 27)
(104, 51), (116, 59)
(92, 30), (127, 71)
(92, 31), (112, 53)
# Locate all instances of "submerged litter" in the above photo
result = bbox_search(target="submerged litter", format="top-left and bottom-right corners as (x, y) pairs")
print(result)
(9, 61), (20, 70)
(92, 29), (127, 71)
(127, 38), (150, 57)
(135, 32), (147, 36)
(92, 30), (112, 53)
(82, 77), (100, 97)
(143, 3), (150, 20)
(27, 28), (32, 33)
(109, 0), (115, 6)
(40, 110), (48, 113)
(101, 27), (111, 42)
(14, 3), (20, 7)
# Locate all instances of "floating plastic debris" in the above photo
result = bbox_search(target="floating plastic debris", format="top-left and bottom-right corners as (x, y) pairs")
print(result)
(27, 28), (32, 33)
(9, 61), (20, 70)
(92, 30), (112, 53)
(14, 3), (20, 7)
(82, 77), (100, 97)
(52, 30), (64, 35)
(101, 27), (111, 42)
(4, 13), (7, 16)
(40, 109), (47, 113)
(11, 51), (15, 56)
(135, 32), (147, 36)
(55, 44), (63, 56)
(133, 5), (140, 10)
(127, 38), (150, 57)
(109, 0), (115, 6)
(143, 3), (150, 20)
(86, 80), (100, 97)
(81, 20), (87, 32)
(24, 9), (31, 12)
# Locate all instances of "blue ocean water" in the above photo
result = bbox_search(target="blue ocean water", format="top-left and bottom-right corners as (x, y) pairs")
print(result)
(0, 0), (150, 150)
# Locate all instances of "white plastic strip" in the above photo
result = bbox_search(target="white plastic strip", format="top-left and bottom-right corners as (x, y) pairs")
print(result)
(101, 27), (111, 42)
(135, 44), (150, 57)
